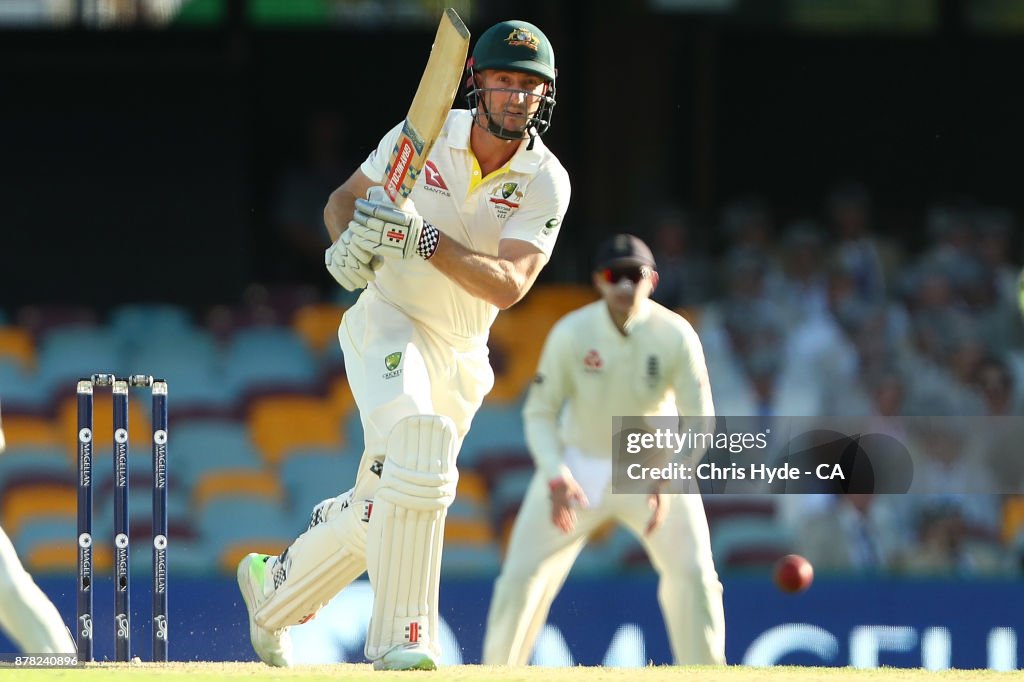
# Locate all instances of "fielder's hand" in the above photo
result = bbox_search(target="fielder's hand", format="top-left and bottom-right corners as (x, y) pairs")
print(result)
(350, 186), (440, 260)
(644, 491), (668, 537)
(548, 474), (589, 534)
(325, 229), (376, 291)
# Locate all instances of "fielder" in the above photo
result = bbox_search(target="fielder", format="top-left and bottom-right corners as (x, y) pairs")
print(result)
(237, 20), (569, 670)
(0, 404), (77, 654)
(482, 235), (726, 666)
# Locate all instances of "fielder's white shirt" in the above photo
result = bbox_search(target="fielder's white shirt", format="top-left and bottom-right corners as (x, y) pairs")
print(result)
(523, 299), (715, 483)
(360, 110), (571, 346)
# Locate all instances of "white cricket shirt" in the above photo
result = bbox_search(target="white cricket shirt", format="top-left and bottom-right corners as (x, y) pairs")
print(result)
(523, 299), (715, 481)
(360, 109), (570, 346)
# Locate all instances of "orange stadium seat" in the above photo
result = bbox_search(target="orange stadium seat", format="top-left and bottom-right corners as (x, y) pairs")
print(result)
(291, 303), (347, 355)
(519, 283), (598, 319)
(325, 373), (357, 420)
(445, 517), (495, 545)
(487, 309), (543, 403)
(0, 326), (36, 368)
(1, 483), (76, 536)
(193, 470), (285, 510)
(26, 542), (112, 573)
(486, 285), (597, 404)
(455, 470), (489, 506)
(0, 415), (61, 449)
(1002, 495), (1024, 543)
(248, 395), (344, 465)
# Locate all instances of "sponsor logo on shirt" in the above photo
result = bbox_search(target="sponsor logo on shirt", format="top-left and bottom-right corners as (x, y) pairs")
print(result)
(383, 351), (403, 379)
(423, 160), (450, 196)
(488, 183), (523, 220)
(542, 216), (561, 236)
(583, 349), (603, 372)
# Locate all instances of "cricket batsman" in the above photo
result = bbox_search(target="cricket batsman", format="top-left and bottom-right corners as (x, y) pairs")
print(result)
(236, 19), (570, 671)
(482, 235), (726, 666)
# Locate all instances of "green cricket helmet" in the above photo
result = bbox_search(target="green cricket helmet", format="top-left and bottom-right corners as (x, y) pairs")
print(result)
(465, 20), (557, 143)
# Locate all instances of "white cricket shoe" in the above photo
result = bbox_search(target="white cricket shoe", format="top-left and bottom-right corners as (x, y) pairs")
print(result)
(373, 644), (438, 671)
(237, 553), (293, 667)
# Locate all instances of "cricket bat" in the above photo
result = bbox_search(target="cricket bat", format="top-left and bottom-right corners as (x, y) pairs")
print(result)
(382, 8), (470, 208)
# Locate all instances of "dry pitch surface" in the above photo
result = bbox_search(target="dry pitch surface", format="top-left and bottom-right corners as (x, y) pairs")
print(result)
(1, 663), (1016, 681)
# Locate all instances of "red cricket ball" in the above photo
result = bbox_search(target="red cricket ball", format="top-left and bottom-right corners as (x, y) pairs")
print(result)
(774, 554), (813, 593)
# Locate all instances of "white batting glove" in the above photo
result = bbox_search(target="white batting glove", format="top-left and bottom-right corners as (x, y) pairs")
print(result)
(325, 229), (377, 291)
(350, 186), (440, 260)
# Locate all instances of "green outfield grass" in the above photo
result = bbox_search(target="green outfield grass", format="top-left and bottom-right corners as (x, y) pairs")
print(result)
(1, 663), (1017, 682)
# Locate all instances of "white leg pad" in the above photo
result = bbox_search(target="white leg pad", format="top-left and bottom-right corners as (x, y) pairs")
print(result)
(256, 489), (370, 631)
(364, 415), (458, 662)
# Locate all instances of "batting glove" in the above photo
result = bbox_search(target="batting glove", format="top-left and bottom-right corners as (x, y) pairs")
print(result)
(350, 186), (440, 260)
(325, 229), (377, 291)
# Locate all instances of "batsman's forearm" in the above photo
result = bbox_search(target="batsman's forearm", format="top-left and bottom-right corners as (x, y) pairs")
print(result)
(428, 237), (527, 309)
(324, 187), (359, 243)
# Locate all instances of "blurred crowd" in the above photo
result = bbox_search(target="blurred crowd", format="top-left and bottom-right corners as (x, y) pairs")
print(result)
(643, 183), (1024, 577)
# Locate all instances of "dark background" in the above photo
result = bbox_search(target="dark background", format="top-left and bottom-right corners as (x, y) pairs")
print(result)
(1, 0), (1021, 309)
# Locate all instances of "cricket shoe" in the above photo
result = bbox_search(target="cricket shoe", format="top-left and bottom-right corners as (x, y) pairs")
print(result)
(373, 644), (438, 671)
(237, 553), (293, 667)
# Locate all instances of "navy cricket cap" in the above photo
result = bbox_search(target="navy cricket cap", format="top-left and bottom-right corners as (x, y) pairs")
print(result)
(594, 234), (657, 271)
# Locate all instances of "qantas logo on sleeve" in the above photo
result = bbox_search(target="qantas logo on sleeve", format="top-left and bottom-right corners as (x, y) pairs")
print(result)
(423, 161), (450, 195)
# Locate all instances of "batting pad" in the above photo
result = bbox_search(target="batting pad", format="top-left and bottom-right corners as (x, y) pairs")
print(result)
(364, 415), (458, 661)
(256, 491), (369, 631)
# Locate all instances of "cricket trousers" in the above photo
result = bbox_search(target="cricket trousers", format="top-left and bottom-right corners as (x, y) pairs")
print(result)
(483, 471), (726, 665)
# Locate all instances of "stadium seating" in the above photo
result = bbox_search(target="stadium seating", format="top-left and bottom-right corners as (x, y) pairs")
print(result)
(0, 414), (61, 449)
(0, 326), (35, 369)
(223, 327), (318, 399)
(0, 446), (73, 498)
(0, 286), (770, 578)
(710, 516), (795, 569)
(459, 402), (528, 468)
(279, 446), (361, 515)
(291, 302), (347, 357)
(0, 362), (51, 412)
(36, 326), (126, 397)
(197, 498), (297, 572)
(1, 482), (76, 536)
(192, 469), (285, 510)
(170, 418), (263, 480)
(109, 303), (194, 350)
(247, 395), (345, 465)
(17, 517), (110, 573)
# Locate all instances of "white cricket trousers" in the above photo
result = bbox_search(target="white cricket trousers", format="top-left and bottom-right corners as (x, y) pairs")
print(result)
(0, 525), (75, 653)
(339, 288), (494, 510)
(483, 472), (726, 665)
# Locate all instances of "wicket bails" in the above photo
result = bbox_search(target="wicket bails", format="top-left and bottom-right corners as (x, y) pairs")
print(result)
(76, 374), (169, 663)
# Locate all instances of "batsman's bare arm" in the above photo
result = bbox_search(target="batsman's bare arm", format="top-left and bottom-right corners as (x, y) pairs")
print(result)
(325, 168), (547, 310)
(324, 171), (375, 243)
(429, 237), (546, 310)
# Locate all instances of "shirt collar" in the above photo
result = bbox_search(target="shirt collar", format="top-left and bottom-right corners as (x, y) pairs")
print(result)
(600, 298), (653, 337)
(449, 109), (545, 176)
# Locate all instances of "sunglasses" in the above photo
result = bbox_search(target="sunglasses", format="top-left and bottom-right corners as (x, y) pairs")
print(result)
(600, 265), (652, 285)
